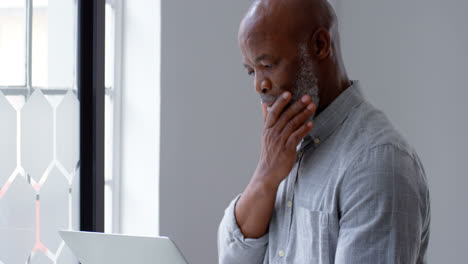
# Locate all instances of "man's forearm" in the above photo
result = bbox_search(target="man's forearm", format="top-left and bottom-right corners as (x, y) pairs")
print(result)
(234, 172), (279, 238)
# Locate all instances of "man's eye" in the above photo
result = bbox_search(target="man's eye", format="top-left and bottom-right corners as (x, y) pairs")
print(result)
(248, 70), (255, 76)
(263, 64), (274, 69)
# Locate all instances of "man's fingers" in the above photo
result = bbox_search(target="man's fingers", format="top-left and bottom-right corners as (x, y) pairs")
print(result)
(265, 92), (291, 128)
(275, 94), (311, 132)
(281, 102), (316, 136)
(286, 121), (314, 149)
(261, 102), (267, 124)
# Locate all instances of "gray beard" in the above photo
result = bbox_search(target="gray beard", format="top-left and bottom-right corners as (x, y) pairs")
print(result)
(289, 44), (320, 121)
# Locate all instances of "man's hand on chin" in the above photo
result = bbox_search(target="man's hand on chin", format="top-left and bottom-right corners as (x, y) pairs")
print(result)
(255, 92), (316, 188)
(234, 91), (316, 239)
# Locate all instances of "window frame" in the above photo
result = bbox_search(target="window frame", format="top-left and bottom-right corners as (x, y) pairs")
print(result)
(78, 0), (105, 232)
(104, 0), (123, 234)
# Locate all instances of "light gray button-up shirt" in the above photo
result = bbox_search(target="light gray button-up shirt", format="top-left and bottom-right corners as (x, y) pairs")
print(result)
(217, 81), (430, 264)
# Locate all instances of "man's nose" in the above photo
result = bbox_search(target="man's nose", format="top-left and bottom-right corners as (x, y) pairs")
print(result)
(255, 76), (272, 94)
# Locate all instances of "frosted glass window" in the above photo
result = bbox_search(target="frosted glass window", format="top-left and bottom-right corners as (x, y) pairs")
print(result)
(40, 168), (69, 253)
(0, 0), (80, 263)
(0, 90), (80, 263)
(56, 91), (79, 173)
(0, 92), (16, 188)
(21, 90), (54, 182)
(0, 1), (26, 86)
(0, 176), (36, 264)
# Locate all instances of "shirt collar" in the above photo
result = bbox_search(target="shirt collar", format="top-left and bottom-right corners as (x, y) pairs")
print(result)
(301, 80), (365, 149)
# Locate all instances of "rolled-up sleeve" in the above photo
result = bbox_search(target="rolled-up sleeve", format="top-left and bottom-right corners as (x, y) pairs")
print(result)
(217, 194), (269, 264)
(335, 144), (430, 263)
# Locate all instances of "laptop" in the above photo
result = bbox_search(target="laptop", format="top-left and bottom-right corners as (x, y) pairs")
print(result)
(59, 231), (189, 264)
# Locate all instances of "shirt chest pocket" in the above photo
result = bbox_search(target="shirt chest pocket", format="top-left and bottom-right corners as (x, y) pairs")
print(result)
(288, 206), (330, 264)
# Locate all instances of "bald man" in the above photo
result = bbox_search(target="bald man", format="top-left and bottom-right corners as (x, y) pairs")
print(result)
(217, 0), (430, 263)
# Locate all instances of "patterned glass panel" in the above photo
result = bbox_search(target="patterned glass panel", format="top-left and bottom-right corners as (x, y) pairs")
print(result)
(0, 0), (79, 262)
(0, 175), (36, 264)
(56, 91), (79, 173)
(0, 91), (16, 188)
(0, 90), (80, 263)
(21, 90), (54, 183)
(29, 251), (52, 264)
(40, 168), (69, 253)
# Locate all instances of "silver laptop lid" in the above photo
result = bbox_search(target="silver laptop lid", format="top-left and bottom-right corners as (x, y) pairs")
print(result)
(59, 231), (188, 264)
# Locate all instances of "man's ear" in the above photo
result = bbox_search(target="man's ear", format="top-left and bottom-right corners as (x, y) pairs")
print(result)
(309, 27), (331, 60)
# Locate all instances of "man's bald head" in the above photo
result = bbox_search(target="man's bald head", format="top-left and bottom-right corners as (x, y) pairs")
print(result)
(239, 0), (339, 50)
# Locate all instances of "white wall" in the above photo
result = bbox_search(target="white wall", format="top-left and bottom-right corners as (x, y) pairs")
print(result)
(160, 1), (259, 263)
(335, 0), (468, 262)
(119, 0), (160, 236)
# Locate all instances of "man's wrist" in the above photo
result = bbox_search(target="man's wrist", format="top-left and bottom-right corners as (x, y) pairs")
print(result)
(251, 169), (281, 195)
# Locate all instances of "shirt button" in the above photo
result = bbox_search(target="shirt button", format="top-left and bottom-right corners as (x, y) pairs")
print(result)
(287, 201), (292, 208)
(314, 138), (320, 145)
(278, 250), (285, 257)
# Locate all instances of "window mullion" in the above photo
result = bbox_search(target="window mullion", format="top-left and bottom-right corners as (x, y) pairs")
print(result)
(25, 0), (33, 96)
(111, 0), (123, 233)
